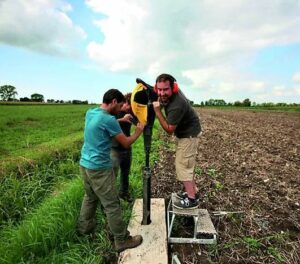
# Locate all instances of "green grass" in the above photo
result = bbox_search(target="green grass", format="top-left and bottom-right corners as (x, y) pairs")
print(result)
(207, 233), (288, 263)
(0, 104), (91, 159)
(0, 105), (91, 225)
(0, 103), (161, 263)
(0, 104), (92, 178)
(0, 177), (85, 263)
(0, 133), (83, 178)
(0, 154), (80, 228)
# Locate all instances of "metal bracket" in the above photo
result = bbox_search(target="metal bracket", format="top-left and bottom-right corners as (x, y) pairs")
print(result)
(167, 193), (217, 244)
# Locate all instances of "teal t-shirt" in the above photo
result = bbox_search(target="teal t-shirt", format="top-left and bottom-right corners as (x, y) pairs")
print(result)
(80, 108), (122, 170)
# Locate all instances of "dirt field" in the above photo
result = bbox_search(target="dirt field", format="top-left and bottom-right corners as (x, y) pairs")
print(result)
(152, 108), (300, 263)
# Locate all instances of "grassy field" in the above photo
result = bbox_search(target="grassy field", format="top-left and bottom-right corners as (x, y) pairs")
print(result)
(0, 104), (94, 178)
(0, 104), (92, 157)
(3, 103), (296, 263)
(0, 104), (160, 263)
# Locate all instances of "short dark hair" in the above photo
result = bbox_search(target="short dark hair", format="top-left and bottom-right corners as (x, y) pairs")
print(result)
(102, 89), (125, 104)
(124, 93), (132, 105)
(156, 73), (176, 88)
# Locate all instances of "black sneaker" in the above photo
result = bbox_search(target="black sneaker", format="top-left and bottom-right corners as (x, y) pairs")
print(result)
(176, 191), (200, 202)
(119, 192), (134, 203)
(173, 197), (199, 209)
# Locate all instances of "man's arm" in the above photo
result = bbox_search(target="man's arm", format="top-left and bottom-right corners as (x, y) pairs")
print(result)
(153, 101), (176, 135)
(114, 122), (144, 148)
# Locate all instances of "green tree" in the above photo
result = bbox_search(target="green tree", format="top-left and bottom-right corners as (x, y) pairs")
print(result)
(20, 97), (30, 102)
(215, 99), (227, 106)
(234, 100), (242, 106)
(0, 85), (18, 101)
(31, 93), (44, 102)
(243, 98), (251, 107)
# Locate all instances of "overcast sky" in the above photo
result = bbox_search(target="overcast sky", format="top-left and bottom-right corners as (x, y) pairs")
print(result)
(1, 0), (300, 103)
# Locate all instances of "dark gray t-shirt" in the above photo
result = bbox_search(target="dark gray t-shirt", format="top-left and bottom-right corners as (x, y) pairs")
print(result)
(164, 90), (201, 138)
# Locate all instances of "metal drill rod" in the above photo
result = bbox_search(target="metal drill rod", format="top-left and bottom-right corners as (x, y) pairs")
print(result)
(142, 165), (151, 225)
(142, 125), (152, 225)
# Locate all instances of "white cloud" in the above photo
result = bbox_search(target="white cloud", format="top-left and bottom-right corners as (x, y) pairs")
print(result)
(85, 0), (300, 102)
(251, 85), (300, 103)
(272, 85), (291, 97)
(0, 0), (86, 56)
(293, 71), (300, 82)
(295, 86), (300, 95)
(86, 0), (300, 72)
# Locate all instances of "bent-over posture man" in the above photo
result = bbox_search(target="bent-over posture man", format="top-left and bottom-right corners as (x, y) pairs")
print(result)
(153, 73), (202, 209)
(77, 89), (144, 252)
(111, 93), (135, 202)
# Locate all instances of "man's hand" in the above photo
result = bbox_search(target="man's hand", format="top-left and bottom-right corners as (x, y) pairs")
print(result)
(135, 122), (145, 135)
(152, 100), (176, 135)
(115, 122), (145, 149)
(123, 113), (133, 123)
(153, 101), (161, 113)
(119, 113), (133, 123)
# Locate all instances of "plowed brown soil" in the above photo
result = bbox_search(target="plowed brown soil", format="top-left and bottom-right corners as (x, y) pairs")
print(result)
(152, 108), (300, 264)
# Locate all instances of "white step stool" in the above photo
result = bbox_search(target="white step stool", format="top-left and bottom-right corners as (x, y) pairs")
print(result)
(167, 193), (217, 244)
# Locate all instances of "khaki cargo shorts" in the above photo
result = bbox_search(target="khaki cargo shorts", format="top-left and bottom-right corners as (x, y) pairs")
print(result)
(175, 135), (200, 181)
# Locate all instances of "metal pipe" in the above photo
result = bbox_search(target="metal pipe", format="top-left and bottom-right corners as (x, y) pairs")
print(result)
(142, 126), (152, 225)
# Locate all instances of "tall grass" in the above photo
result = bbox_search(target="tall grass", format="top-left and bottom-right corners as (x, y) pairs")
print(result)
(0, 177), (84, 263)
(0, 122), (161, 263)
(0, 131), (83, 178)
(0, 153), (80, 228)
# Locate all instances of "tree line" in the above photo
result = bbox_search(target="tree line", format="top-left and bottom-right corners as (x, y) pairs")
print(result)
(1, 85), (299, 107)
(192, 98), (299, 107)
(0, 85), (88, 104)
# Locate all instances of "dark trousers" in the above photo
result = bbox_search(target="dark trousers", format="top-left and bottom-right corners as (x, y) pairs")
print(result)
(77, 166), (127, 240)
(111, 148), (132, 194)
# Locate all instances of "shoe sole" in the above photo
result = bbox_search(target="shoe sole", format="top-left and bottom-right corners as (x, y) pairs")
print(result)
(173, 203), (199, 210)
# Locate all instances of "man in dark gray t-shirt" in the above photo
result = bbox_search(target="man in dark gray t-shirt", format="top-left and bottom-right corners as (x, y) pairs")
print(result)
(165, 89), (201, 138)
(153, 73), (201, 209)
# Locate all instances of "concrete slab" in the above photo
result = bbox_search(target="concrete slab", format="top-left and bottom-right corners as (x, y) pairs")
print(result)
(118, 198), (168, 264)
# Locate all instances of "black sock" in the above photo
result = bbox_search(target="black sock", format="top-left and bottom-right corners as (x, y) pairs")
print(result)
(188, 197), (196, 202)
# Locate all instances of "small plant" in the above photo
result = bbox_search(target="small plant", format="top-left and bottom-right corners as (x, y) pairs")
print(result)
(207, 168), (218, 177)
(243, 236), (262, 250)
(223, 240), (240, 249)
(267, 247), (284, 262)
(214, 180), (224, 190)
(227, 213), (243, 225)
(263, 232), (290, 244)
(194, 166), (202, 176)
(167, 142), (176, 151)
(207, 243), (218, 258)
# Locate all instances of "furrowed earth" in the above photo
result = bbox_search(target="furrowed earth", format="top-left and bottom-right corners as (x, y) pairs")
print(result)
(152, 108), (300, 263)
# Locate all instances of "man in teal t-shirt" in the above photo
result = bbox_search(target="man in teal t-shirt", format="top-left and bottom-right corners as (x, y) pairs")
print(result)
(80, 107), (123, 170)
(77, 89), (144, 252)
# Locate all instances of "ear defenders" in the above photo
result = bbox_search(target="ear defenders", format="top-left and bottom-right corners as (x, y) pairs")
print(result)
(154, 74), (179, 94)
